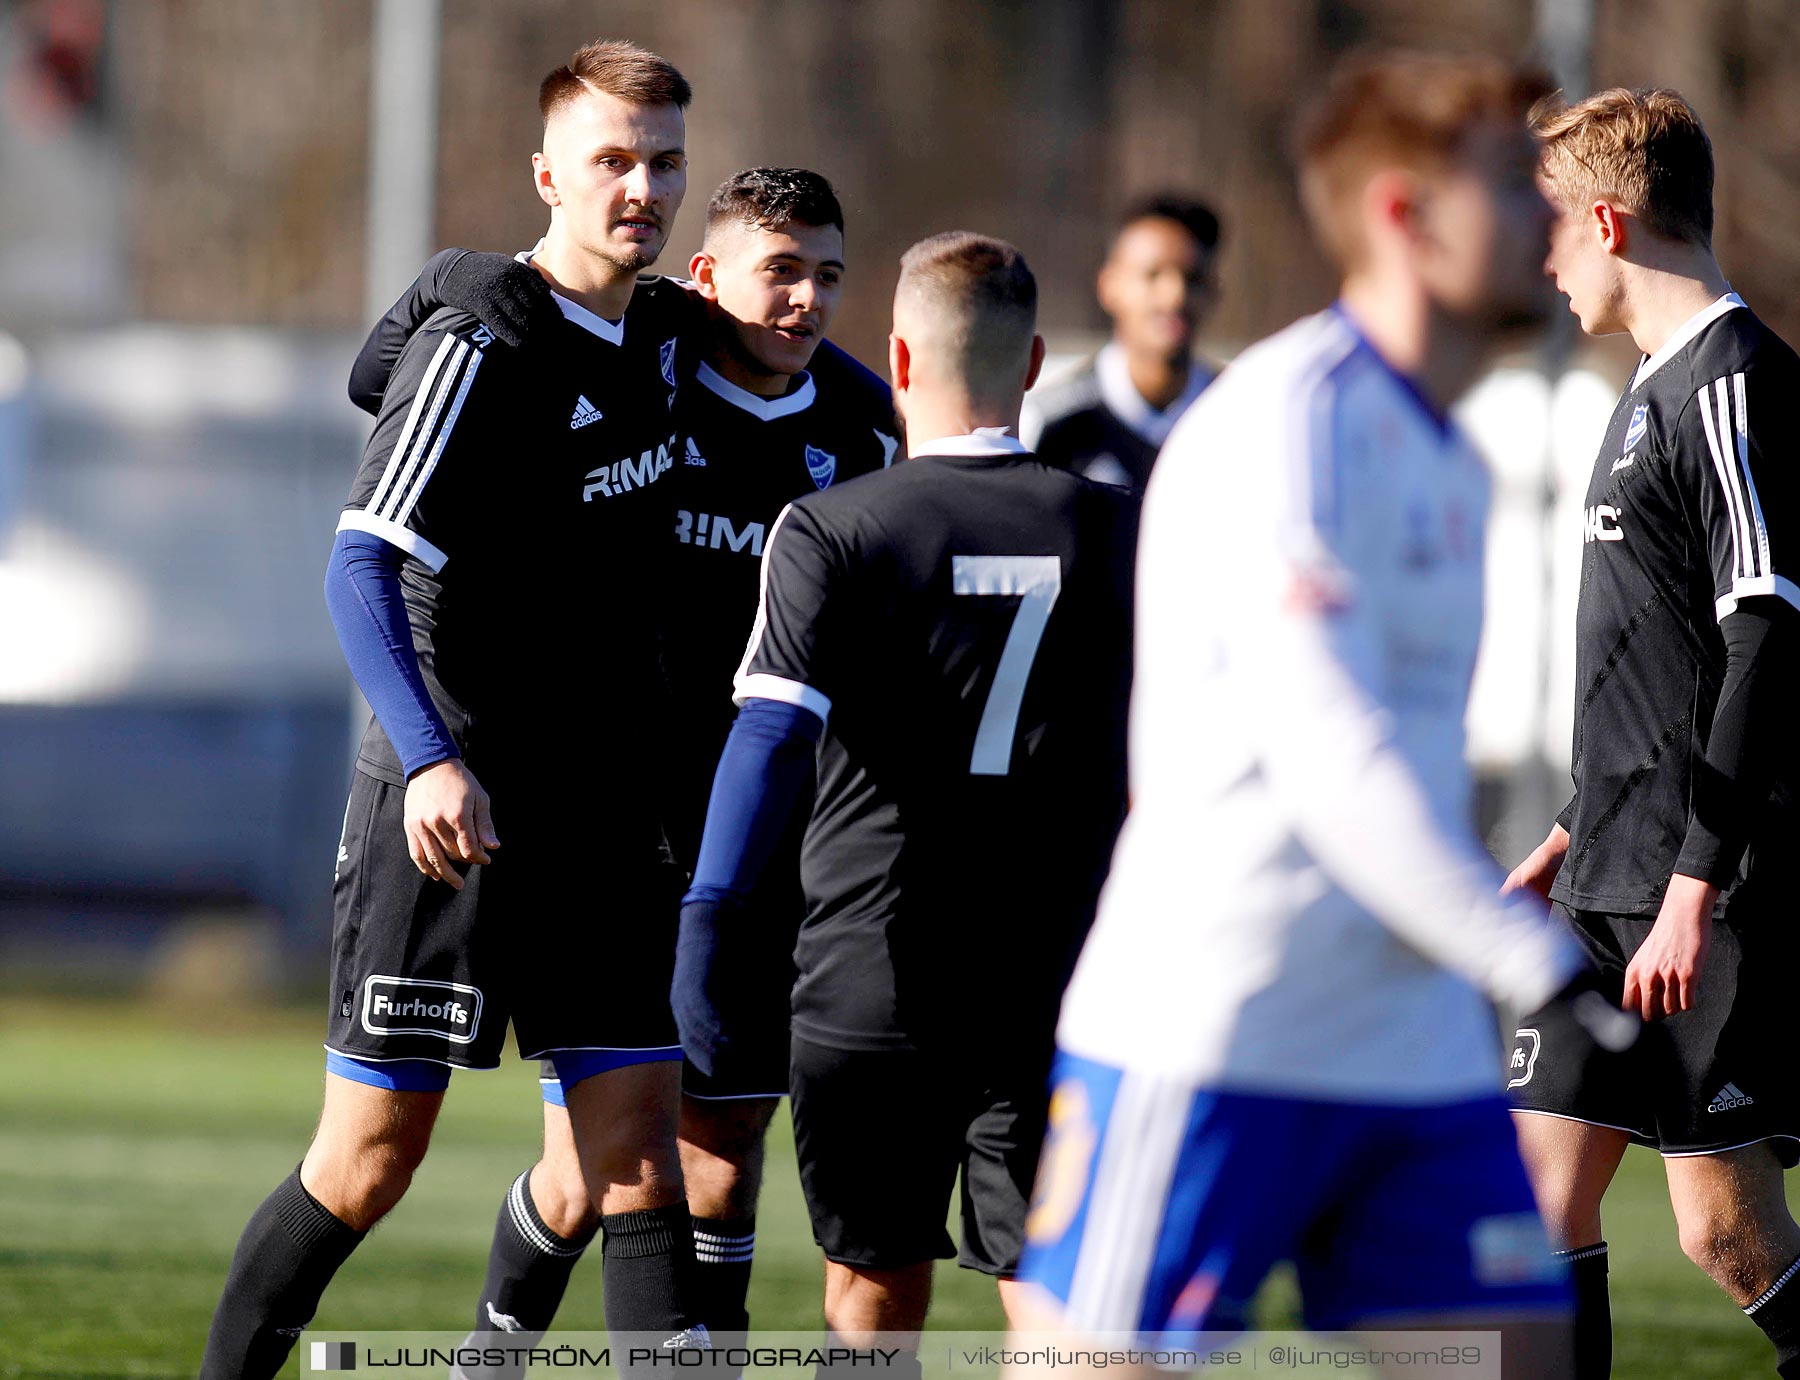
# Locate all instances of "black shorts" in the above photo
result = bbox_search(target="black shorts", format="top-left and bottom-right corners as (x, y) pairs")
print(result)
(325, 768), (683, 1069)
(788, 1034), (1053, 1275)
(1508, 903), (1800, 1165)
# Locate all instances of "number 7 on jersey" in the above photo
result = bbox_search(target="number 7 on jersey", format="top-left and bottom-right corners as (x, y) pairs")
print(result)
(952, 555), (1063, 776)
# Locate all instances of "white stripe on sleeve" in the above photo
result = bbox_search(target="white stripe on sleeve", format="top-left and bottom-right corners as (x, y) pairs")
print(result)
(1731, 372), (1772, 577)
(381, 344), (481, 527)
(368, 335), (463, 517)
(1698, 377), (1752, 580)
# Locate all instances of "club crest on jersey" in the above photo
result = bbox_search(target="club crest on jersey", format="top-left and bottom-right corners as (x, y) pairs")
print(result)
(805, 444), (837, 489)
(660, 337), (679, 389)
(1624, 403), (1648, 454)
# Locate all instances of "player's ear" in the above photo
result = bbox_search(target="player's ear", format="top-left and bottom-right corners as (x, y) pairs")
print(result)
(1095, 260), (1119, 319)
(1024, 334), (1046, 393)
(1364, 168), (1419, 249)
(691, 250), (719, 299)
(889, 333), (911, 394)
(1593, 201), (1627, 256)
(531, 152), (559, 209)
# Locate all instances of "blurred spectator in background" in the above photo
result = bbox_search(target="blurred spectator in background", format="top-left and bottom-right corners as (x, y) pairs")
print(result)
(1022, 194), (1221, 492)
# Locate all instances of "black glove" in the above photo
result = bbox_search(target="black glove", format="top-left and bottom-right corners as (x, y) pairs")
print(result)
(1548, 967), (1644, 1054)
(432, 249), (561, 349)
(1511, 966), (1648, 1096)
(672, 896), (746, 1080)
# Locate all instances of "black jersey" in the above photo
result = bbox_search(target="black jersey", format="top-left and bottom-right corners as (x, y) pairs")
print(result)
(736, 437), (1137, 1051)
(659, 351), (897, 866)
(1023, 345), (1212, 493)
(1552, 295), (1800, 917)
(340, 281), (689, 787)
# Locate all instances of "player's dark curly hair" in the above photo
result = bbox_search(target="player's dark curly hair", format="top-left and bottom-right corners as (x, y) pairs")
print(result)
(1116, 195), (1222, 253)
(705, 167), (845, 245)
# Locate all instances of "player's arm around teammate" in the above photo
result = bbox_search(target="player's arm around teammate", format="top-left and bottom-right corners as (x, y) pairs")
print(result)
(199, 41), (705, 1380)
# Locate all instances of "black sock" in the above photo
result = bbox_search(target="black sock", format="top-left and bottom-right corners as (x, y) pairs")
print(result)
(601, 1202), (699, 1343)
(1744, 1254), (1800, 1378)
(453, 1168), (598, 1379)
(690, 1215), (755, 1345)
(1556, 1241), (1611, 1380)
(199, 1167), (365, 1380)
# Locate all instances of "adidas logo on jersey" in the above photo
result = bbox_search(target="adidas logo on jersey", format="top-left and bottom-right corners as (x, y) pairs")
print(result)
(570, 395), (603, 430)
(685, 437), (706, 466)
(1707, 1081), (1754, 1113)
(584, 434), (677, 500)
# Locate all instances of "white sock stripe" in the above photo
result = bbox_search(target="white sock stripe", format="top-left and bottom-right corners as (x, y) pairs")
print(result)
(1746, 1256), (1800, 1315)
(1554, 1242), (1609, 1263)
(693, 1232), (755, 1247)
(507, 1172), (585, 1259)
(695, 1248), (756, 1263)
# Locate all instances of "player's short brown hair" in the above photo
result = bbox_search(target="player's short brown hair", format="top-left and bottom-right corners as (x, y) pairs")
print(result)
(896, 232), (1037, 398)
(1295, 50), (1551, 270)
(538, 39), (691, 125)
(1531, 87), (1713, 246)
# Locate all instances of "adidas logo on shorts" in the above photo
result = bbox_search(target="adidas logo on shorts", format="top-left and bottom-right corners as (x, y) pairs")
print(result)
(1707, 1081), (1754, 1113)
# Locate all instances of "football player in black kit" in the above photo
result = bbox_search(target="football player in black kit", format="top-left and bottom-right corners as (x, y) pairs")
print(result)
(1502, 88), (1800, 1380)
(199, 40), (707, 1380)
(673, 233), (1136, 1365)
(347, 169), (895, 1364)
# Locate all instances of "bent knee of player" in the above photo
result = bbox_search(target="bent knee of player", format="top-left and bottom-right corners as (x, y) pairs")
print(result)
(300, 1133), (430, 1230)
(1675, 1206), (1764, 1290)
(304, 1081), (442, 1229)
(531, 1158), (600, 1238)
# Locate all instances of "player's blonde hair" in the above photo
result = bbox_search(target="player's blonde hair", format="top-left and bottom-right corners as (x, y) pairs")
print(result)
(1295, 51), (1551, 271)
(538, 39), (691, 125)
(1531, 87), (1714, 246)
(896, 232), (1037, 402)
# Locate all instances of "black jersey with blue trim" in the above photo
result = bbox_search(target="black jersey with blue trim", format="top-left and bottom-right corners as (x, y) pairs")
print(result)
(1553, 295), (1800, 916)
(659, 349), (897, 867)
(734, 438), (1137, 1051)
(339, 284), (688, 787)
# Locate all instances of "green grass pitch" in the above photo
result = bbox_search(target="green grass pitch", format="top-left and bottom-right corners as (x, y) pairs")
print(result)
(0, 998), (1790, 1377)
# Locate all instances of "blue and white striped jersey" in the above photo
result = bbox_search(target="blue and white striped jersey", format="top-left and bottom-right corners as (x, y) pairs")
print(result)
(1056, 306), (1582, 1102)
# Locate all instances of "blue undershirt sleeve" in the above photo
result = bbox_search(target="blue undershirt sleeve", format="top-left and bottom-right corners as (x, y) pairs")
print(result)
(683, 697), (825, 905)
(324, 529), (458, 777)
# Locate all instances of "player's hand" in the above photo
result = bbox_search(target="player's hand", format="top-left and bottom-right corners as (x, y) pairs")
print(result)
(1621, 873), (1718, 1020)
(403, 758), (500, 890)
(436, 250), (560, 349)
(1501, 823), (1570, 903)
(672, 895), (747, 1078)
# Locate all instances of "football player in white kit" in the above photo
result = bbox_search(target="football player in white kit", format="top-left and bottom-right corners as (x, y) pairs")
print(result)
(1011, 52), (1636, 1379)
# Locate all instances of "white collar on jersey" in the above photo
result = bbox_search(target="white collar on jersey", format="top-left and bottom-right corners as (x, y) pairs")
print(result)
(514, 240), (626, 346)
(1093, 341), (1211, 447)
(910, 426), (1031, 458)
(1632, 290), (1745, 391)
(695, 359), (817, 420)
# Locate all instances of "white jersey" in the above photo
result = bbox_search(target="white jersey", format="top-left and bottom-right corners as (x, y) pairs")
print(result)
(1057, 308), (1583, 1103)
